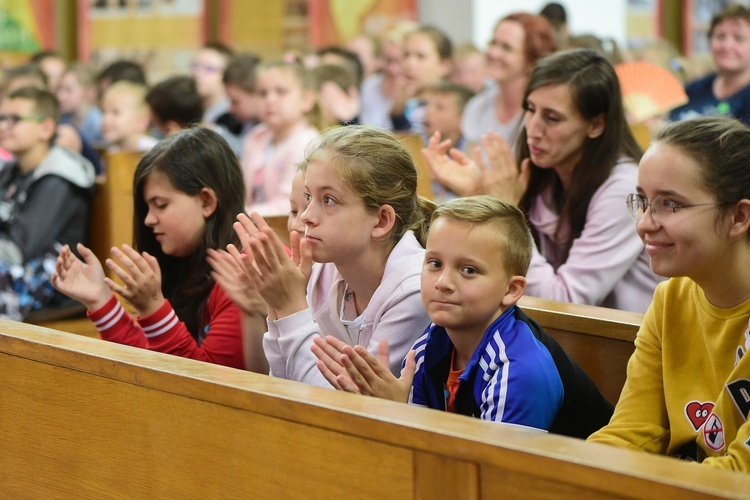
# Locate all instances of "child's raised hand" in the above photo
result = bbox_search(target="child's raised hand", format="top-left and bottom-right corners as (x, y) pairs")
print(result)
(207, 247), (267, 318)
(105, 244), (164, 317)
(232, 212), (312, 319)
(478, 131), (530, 205)
(319, 81), (360, 123)
(423, 132), (483, 197)
(52, 243), (111, 311)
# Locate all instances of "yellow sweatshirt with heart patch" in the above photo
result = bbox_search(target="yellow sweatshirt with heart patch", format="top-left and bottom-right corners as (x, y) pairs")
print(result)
(588, 277), (750, 471)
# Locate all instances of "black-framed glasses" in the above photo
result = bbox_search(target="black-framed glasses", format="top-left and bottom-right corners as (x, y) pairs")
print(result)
(626, 193), (725, 223)
(0, 114), (44, 126)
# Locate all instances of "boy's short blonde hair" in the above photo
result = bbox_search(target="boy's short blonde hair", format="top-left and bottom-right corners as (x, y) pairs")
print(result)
(103, 80), (149, 112)
(431, 195), (533, 276)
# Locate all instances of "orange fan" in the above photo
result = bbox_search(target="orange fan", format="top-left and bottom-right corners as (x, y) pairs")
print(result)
(615, 61), (688, 123)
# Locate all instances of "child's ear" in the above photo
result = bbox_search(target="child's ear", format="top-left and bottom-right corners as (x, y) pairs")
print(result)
(501, 275), (527, 307)
(137, 108), (152, 134)
(301, 89), (317, 114)
(161, 120), (182, 137)
(440, 59), (453, 79)
(40, 117), (56, 142)
(199, 187), (218, 218)
(371, 204), (397, 240)
(729, 199), (750, 239)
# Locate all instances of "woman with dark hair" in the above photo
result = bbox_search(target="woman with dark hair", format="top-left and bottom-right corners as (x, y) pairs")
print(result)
(425, 49), (662, 313)
(53, 127), (267, 372)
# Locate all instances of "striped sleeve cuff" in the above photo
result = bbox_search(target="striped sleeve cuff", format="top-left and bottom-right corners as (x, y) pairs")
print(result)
(137, 300), (178, 339)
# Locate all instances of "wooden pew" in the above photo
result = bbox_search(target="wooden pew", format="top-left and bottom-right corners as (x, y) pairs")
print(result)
(265, 214), (291, 247)
(519, 296), (642, 406)
(1, 320), (747, 498)
(87, 151), (143, 274)
(396, 133), (437, 201)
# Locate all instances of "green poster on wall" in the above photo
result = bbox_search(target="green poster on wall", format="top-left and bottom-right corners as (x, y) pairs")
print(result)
(0, 0), (41, 53)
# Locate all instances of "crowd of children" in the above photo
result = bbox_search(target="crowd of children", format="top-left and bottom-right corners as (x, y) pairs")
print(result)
(0, 2), (748, 473)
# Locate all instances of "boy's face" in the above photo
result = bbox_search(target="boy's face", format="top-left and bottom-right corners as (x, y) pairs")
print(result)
(191, 48), (227, 101)
(421, 217), (517, 338)
(0, 97), (53, 155)
(225, 84), (259, 123)
(57, 72), (87, 114)
(424, 92), (463, 140)
(101, 90), (149, 146)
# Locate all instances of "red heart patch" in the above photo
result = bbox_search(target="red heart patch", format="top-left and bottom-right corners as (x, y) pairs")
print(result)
(686, 401), (715, 431)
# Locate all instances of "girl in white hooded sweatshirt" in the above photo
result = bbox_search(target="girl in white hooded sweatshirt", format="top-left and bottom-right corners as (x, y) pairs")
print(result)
(230, 125), (435, 387)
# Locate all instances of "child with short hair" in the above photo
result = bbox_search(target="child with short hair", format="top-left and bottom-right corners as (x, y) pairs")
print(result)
(145, 75), (203, 137)
(101, 80), (158, 153)
(241, 60), (319, 216)
(222, 53), (262, 139)
(312, 63), (361, 129)
(0, 86), (95, 319)
(450, 43), (488, 94)
(424, 82), (474, 202)
(57, 62), (103, 147)
(424, 82), (473, 149)
(52, 128), (261, 372)
(192, 42), (235, 127)
(30, 50), (67, 94)
(315, 195), (613, 438)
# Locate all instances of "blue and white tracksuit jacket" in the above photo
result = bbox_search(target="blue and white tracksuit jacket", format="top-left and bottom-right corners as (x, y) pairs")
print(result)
(408, 305), (614, 438)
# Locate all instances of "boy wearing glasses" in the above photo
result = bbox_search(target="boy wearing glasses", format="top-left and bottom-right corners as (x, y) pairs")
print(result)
(192, 42), (243, 153)
(0, 86), (95, 319)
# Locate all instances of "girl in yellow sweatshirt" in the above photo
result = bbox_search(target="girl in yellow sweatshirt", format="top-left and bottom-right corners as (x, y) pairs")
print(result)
(588, 116), (750, 472)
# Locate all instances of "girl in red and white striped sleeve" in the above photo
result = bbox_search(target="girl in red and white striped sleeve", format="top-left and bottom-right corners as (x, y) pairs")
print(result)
(53, 127), (266, 372)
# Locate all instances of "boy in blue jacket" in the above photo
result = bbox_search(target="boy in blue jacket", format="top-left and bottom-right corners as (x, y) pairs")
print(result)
(314, 195), (612, 438)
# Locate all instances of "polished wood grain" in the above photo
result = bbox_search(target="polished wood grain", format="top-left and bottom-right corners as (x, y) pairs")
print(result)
(264, 214), (291, 247)
(519, 296), (643, 406)
(89, 151), (143, 269)
(396, 133), (437, 201)
(1, 319), (746, 499)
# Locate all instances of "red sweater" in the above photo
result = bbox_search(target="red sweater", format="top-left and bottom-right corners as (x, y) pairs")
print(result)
(88, 284), (245, 369)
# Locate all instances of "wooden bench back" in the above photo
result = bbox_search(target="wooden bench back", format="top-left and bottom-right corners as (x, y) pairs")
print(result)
(1, 319), (747, 498)
(88, 151), (143, 269)
(519, 296), (642, 406)
(396, 133), (436, 201)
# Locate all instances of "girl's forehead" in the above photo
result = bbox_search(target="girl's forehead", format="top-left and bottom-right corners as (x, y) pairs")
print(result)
(304, 160), (349, 189)
(638, 142), (708, 192)
(144, 171), (173, 191)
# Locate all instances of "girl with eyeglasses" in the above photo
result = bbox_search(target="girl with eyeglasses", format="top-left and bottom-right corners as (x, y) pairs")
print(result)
(425, 48), (662, 312)
(588, 116), (750, 471)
